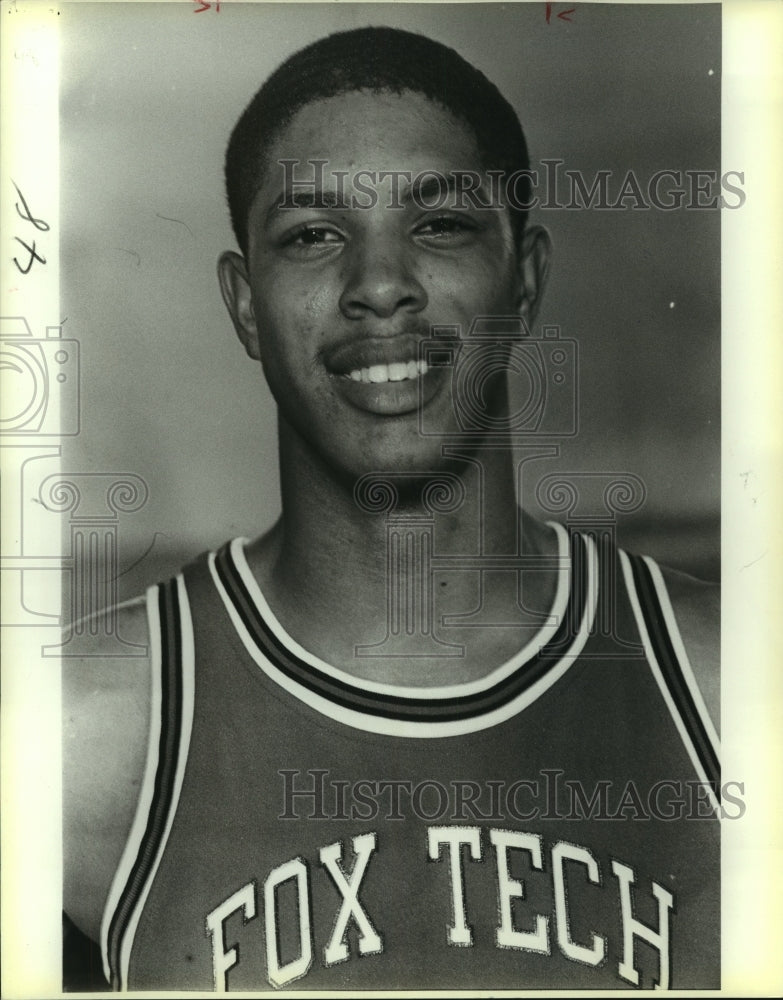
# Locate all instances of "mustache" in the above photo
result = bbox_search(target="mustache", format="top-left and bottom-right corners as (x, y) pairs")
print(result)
(319, 322), (450, 375)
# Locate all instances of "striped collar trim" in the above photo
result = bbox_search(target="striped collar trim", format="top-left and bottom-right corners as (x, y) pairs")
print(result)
(208, 525), (598, 737)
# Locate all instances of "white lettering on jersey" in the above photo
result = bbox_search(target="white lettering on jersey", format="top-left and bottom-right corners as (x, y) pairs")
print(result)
(320, 832), (382, 965)
(427, 826), (482, 946)
(263, 857), (313, 988)
(206, 881), (257, 991)
(490, 829), (549, 953)
(552, 842), (605, 965)
(612, 860), (673, 989)
(203, 826), (683, 989)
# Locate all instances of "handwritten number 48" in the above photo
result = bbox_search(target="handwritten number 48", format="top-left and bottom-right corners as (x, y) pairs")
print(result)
(12, 180), (48, 275)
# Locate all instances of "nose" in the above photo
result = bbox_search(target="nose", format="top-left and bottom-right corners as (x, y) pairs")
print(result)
(338, 237), (427, 321)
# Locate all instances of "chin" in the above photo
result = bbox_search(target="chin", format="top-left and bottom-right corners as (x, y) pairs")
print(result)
(342, 436), (485, 492)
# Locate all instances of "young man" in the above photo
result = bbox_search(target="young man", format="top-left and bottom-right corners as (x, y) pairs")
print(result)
(63, 26), (720, 992)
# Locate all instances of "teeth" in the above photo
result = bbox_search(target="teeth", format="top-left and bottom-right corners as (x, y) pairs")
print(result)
(345, 360), (429, 384)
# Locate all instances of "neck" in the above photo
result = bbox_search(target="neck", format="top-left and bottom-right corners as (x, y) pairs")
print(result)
(246, 419), (559, 680)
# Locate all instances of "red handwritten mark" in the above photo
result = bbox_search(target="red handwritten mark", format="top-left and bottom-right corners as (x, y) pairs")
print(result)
(546, 3), (575, 22)
(193, 0), (220, 11)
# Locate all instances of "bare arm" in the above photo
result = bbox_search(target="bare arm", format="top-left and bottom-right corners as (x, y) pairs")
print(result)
(62, 597), (152, 945)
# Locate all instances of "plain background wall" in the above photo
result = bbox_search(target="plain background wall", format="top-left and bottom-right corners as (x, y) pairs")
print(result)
(58, 1), (721, 597)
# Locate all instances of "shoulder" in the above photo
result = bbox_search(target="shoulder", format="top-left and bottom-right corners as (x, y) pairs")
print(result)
(62, 595), (152, 945)
(656, 562), (720, 737)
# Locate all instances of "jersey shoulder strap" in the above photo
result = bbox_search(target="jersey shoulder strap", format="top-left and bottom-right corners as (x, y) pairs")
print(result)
(99, 573), (196, 990)
(618, 547), (720, 804)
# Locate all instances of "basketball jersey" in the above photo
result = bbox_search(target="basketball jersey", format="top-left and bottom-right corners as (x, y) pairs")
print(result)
(100, 524), (720, 991)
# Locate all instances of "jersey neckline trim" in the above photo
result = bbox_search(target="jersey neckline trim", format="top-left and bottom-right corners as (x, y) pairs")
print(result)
(232, 520), (571, 700)
(207, 524), (599, 736)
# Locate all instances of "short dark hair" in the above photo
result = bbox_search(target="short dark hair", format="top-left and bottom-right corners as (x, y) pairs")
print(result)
(225, 26), (531, 256)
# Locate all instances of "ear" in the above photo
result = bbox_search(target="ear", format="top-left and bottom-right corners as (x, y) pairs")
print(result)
(516, 224), (552, 327)
(217, 251), (261, 360)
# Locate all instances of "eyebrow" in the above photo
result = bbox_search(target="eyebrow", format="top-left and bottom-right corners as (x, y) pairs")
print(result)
(405, 173), (460, 206)
(404, 172), (498, 211)
(264, 171), (498, 225)
(266, 189), (349, 225)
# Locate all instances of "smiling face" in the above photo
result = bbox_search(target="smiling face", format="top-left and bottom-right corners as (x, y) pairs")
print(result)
(219, 89), (550, 482)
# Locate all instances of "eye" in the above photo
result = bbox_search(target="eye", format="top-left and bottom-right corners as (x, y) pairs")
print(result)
(276, 223), (346, 259)
(415, 214), (476, 241)
(285, 225), (343, 247)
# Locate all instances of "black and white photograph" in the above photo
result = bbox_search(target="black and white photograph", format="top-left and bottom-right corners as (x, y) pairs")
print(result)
(1, 1), (780, 996)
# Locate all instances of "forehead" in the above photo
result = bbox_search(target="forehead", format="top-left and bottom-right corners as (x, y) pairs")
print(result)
(262, 89), (484, 186)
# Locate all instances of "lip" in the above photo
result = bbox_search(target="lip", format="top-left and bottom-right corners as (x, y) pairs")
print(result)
(332, 362), (449, 416)
(325, 333), (440, 375)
